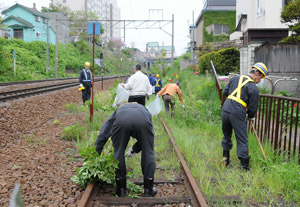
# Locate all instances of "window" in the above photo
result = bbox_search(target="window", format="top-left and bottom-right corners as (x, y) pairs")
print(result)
(63, 0), (66, 3)
(36, 32), (41, 38)
(35, 16), (40, 22)
(13, 29), (23, 39)
(43, 18), (48, 24)
(213, 24), (229, 35)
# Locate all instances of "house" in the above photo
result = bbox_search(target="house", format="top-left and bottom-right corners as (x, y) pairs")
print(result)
(1, 3), (56, 44)
(195, 0), (236, 47)
(146, 42), (159, 58)
(230, 0), (289, 75)
(43, 12), (70, 44)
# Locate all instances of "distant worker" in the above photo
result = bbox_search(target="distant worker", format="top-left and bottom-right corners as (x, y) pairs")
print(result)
(153, 74), (163, 94)
(95, 103), (157, 197)
(157, 81), (185, 118)
(79, 62), (92, 105)
(122, 64), (152, 106)
(221, 62), (267, 171)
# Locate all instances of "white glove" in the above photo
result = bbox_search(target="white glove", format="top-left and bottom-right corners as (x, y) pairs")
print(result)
(156, 95), (159, 98)
(79, 84), (83, 88)
(247, 117), (255, 121)
(182, 104), (185, 109)
(125, 146), (136, 157)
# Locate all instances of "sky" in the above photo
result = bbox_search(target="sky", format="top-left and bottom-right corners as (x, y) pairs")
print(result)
(0, 0), (205, 56)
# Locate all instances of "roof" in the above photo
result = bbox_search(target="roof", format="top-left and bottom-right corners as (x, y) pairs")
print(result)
(2, 3), (50, 19)
(147, 42), (159, 47)
(2, 15), (34, 28)
(207, 0), (236, 6)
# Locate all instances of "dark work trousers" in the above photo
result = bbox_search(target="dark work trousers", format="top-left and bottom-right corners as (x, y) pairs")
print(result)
(128, 95), (146, 106)
(128, 95), (146, 154)
(112, 106), (156, 180)
(82, 83), (91, 103)
(221, 111), (249, 158)
(162, 94), (175, 118)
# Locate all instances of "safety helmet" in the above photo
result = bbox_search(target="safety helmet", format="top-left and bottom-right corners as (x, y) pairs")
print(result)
(251, 62), (268, 79)
(84, 62), (90, 67)
(156, 74), (160, 78)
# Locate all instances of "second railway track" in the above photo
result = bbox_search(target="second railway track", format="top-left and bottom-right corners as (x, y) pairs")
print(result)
(0, 76), (121, 102)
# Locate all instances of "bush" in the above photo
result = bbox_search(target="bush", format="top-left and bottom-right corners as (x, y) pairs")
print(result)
(198, 47), (240, 75)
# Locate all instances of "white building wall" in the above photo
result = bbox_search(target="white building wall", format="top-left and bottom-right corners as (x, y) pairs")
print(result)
(52, 0), (121, 41)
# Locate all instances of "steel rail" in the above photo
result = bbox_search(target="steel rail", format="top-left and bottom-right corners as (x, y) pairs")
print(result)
(0, 77), (79, 86)
(160, 118), (208, 207)
(0, 76), (119, 102)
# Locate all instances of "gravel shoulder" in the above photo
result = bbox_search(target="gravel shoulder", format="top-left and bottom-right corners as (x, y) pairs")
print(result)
(0, 79), (115, 207)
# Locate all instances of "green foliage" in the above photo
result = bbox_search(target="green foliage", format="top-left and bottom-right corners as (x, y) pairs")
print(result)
(71, 143), (118, 188)
(202, 10), (236, 44)
(61, 122), (86, 141)
(281, 0), (300, 37)
(274, 90), (294, 97)
(198, 47), (240, 75)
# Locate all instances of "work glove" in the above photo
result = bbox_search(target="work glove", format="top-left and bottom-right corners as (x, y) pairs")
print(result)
(79, 84), (83, 88)
(125, 146), (137, 157)
(182, 104), (185, 109)
(247, 116), (255, 121)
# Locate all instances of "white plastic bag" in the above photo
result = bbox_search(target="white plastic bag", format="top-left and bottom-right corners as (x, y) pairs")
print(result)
(112, 84), (130, 107)
(152, 86), (155, 94)
(146, 96), (162, 116)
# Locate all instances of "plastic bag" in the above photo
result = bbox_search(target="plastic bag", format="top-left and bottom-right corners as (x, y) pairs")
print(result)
(112, 84), (130, 107)
(152, 86), (155, 94)
(146, 96), (162, 116)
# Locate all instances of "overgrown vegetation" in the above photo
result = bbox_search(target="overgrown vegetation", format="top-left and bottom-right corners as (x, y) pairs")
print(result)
(202, 10), (236, 44)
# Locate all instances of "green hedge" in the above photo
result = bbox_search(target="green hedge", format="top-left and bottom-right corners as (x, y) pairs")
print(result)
(198, 47), (240, 75)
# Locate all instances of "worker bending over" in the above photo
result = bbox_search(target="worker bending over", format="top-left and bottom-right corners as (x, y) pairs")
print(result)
(95, 103), (157, 197)
(157, 81), (184, 118)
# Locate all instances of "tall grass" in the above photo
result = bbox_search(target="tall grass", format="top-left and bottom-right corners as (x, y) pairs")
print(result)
(164, 68), (300, 206)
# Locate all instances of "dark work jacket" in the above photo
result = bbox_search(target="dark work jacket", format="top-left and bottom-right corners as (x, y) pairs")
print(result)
(222, 75), (259, 119)
(94, 103), (153, 154)
(79, 69), (92, 87)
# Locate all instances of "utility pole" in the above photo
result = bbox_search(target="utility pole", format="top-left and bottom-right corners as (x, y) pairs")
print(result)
(146, 43), (148, 74)
(46, 23), (49, 74)
(192, 11), (195, 65)
(171, 14), (174, 69)
(55, 19), (58, 78)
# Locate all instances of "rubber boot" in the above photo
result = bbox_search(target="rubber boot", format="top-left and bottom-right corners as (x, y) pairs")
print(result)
(222, 150), (230, 166)
(115, 177), (126, 197)
(239, 157), (250, 171)
(143, 178), (157, 197)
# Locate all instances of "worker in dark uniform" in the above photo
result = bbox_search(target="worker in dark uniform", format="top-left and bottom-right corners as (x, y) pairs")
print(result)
(153, 74), (163, 94)
(79, 62), (92, 105)
(95, 103), (157, 197)
(221, 62), (268, 171)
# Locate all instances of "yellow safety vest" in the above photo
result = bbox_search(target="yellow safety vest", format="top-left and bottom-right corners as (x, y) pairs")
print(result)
(227, 75), (254, 108)
(155, 79), (161, 87)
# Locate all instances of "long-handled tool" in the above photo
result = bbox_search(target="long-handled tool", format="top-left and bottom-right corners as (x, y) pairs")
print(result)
(250, 121), (267, 161)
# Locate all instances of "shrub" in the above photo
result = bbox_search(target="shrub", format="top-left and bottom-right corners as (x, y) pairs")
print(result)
(198, 47), (240, 75)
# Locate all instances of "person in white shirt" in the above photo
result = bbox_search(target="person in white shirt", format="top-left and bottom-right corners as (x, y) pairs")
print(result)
(122, 64), (152, 106)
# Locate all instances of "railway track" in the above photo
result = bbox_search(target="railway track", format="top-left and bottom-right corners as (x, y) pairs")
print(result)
(77, 117), (208, 207)
(0, 76), (121, 102)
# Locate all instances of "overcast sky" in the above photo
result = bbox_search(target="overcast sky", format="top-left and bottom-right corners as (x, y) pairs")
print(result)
(0, 0), (205, 56)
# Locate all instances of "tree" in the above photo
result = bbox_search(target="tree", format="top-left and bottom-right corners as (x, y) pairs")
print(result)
(281, 0), (300, 42)
(41, 3), (71, 17)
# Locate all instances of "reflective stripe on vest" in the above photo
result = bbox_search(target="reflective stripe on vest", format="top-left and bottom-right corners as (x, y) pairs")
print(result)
(227, 75), (254, 108)
(83, 70), (92, 82)
(155, 79), (161, 87)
